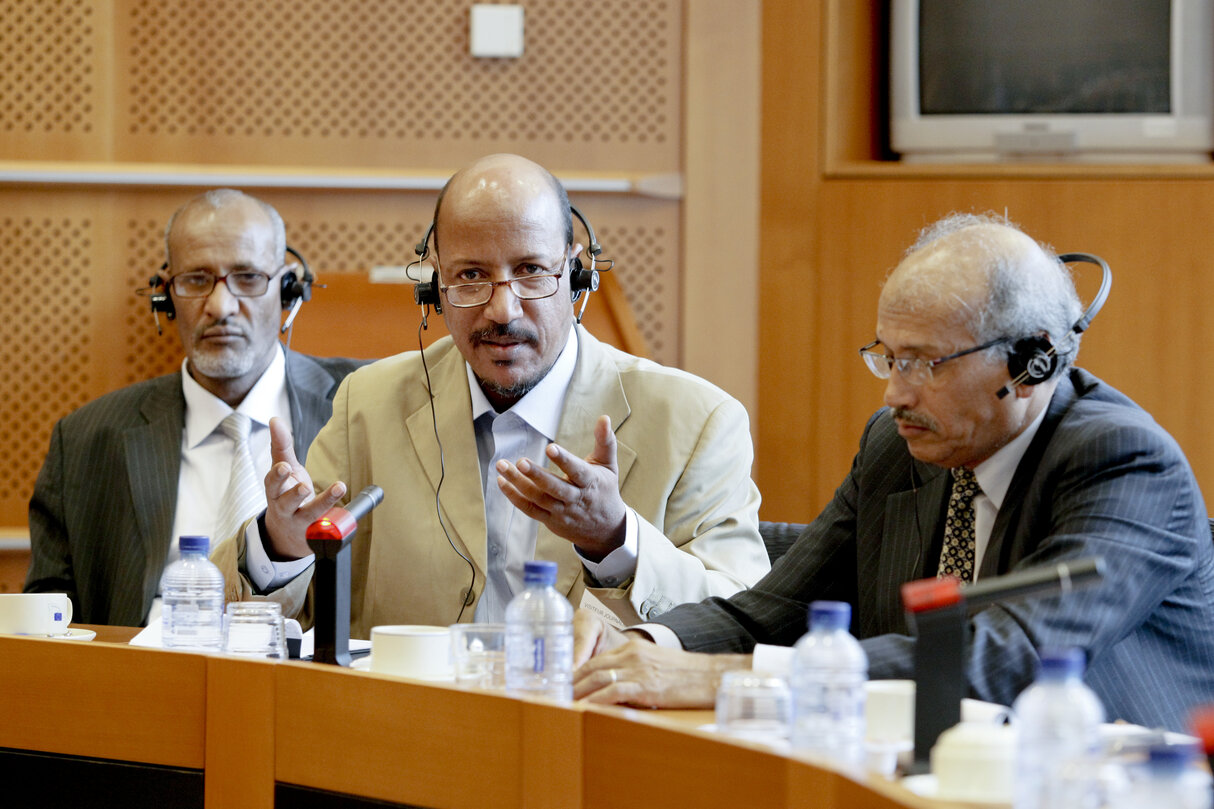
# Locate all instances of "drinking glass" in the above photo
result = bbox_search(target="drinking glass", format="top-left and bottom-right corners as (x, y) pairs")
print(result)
(222, 601), (287, 660)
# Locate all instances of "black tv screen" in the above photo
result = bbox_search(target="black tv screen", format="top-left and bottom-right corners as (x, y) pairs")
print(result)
(919, 0), (1171, 115)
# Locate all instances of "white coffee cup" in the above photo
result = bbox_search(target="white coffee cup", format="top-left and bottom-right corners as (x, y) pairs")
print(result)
(930, 721), (1018, 803)
(0, 593), (73, 636)
(370, 625), (452, 680)
(865, 679), (916, 744)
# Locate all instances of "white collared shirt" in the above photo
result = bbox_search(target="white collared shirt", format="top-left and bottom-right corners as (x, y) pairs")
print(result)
(967, 403), (1048, 579)
(153, 344), (291, 620)
(470, 325), (639, 621)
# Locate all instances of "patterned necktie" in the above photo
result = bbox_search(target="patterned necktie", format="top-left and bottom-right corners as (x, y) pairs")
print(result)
(937, 466), (981, 581)
(214, 413), (266, 544)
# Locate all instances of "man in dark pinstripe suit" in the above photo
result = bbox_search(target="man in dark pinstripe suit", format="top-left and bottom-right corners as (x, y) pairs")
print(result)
(574, 213), (1214, 733)
(24, 190), (361, 626)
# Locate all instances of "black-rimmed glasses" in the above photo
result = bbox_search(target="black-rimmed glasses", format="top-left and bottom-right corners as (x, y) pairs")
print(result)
(858, 337), (1009, 385)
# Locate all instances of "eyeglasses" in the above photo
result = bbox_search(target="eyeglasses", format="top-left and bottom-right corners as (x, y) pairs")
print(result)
(439, 261), (566, 308)
(858, 337), (1009, 386)
(168, 270), (275, 298)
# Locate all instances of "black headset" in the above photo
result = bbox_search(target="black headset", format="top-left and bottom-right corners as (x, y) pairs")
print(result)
(148, 245), (314, 333)
(995, 252), (1112, 399)
(411, 204), (605, 317)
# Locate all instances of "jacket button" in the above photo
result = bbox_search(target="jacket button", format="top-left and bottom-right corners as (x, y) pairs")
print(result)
(459, 587), (474, 606)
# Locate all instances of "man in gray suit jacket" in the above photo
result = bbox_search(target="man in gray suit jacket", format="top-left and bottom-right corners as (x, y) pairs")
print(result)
(573, 213), (1214, 733)
(25, 189), (361, 626)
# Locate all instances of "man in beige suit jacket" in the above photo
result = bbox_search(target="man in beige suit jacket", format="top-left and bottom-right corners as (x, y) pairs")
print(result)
(215, 154), (768, 635)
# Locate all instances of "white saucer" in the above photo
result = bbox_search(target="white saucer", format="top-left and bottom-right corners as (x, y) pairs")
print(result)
(353, 656), (454, 681)
(58, 628), (96, 641)
(900, 774), (1009, 806)
(1, 627), (95, 641)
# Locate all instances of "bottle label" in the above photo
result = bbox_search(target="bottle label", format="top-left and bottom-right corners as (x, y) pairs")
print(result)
(532, 637), (545, 673)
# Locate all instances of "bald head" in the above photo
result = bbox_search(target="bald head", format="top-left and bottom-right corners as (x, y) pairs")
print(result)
(165, 189), (285, 269)
(881, 213), (1083, 372)
(433, 154), (572, 255)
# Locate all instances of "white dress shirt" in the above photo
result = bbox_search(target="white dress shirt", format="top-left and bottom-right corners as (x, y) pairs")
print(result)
(471, 325), (639, 620)
(152, 345), (290, 620)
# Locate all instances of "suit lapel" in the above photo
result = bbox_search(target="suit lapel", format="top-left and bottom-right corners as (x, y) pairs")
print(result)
(404, 344), (488, 577)
(125, 376), (186, 608)
(872, 461), (948, 628)
(284, 349), (338, 459)
(545, 327), (634, 596)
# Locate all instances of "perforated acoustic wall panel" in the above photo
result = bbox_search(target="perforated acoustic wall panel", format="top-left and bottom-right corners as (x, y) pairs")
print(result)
(0, 0), (109, 160)
(115, 0), (681, 171)
(0, 213), (95, 508)
(0, 0), (689, 528)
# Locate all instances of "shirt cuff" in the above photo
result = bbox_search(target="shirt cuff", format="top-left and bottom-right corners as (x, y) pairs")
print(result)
(246, 519), (315, 592)
(752, 643), (794, 676)
(632, 622), (683, 649)
(578, 507), (638, 588)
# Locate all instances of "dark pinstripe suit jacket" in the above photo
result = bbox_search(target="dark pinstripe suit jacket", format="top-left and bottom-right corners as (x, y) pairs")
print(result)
(656, 368), (1214, 732)
(24, 350), (363, 627)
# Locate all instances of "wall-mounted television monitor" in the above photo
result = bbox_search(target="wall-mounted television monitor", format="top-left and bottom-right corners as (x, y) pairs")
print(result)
(890, 0), (1214, 162)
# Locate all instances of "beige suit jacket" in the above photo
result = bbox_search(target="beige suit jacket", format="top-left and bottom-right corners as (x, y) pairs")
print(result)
(216, 326), (768, 637)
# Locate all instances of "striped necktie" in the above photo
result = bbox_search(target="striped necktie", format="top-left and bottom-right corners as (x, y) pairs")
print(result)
(214, 413), (267, 544)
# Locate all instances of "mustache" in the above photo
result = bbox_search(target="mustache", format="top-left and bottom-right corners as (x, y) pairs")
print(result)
(891, 407), (938, 431)
(196, 317), (247, 339)
(470, 323), (538, 346)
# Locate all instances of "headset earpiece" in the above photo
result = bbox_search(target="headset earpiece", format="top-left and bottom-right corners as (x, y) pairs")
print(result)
(279, 246), (314, 312)
(568, 256), (600, 303)
(413, 270), (443, 314)
(149, 263), (176, 321)
(1006, 335), (1058, 386)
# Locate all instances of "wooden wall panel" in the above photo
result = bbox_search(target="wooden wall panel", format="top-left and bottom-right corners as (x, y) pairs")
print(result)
(759, 0), (1214, 524)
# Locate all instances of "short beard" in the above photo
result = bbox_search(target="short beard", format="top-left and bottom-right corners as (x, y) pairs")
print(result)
(478, 375), (543, 403)
(189, 345), (257, 380)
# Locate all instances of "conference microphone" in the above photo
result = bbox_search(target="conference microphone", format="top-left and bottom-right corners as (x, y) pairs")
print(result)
(306, 485), (385, 542)
(903, 557), (1105, 615)
(902, 556), (1105, 773)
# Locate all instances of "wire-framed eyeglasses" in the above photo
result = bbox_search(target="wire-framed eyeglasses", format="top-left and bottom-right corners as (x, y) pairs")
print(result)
(168, 270), (276, 298)
(858, 337), (1009, 386)
(440, 261), (567, 308)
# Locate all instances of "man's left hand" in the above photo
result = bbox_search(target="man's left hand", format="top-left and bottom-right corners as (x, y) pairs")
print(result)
(574, 637), (749, 709)
(496, 414), (627, 560)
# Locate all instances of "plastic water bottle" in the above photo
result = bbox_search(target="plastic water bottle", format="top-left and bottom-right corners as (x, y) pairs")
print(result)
(790, 600), (868, 770)
(1012, 647), (1105, 809)
(161, 535), (225, 651)
(505, 560), (573, 702)
(1115, 742), (1213, 809)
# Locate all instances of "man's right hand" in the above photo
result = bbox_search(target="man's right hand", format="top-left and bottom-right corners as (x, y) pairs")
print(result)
(263, 416), (347, 559)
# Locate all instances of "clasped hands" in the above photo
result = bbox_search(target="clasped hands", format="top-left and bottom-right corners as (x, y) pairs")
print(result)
(261, 413), (628, 561)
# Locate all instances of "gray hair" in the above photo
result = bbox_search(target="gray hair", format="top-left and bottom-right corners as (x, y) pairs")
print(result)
(163, 188), (286, 268)
(907, 212), (1084, 373)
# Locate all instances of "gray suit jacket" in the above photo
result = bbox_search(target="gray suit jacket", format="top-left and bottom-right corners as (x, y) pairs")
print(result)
(656, 369), (1214, 732)
(25, 349), (363, 626)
